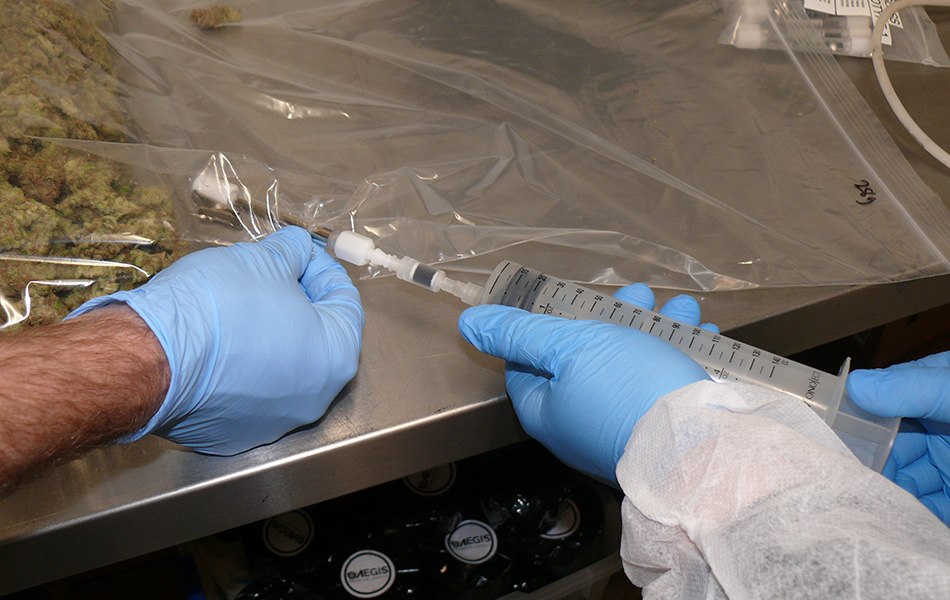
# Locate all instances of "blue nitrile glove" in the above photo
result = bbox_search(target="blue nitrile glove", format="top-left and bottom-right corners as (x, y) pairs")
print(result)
(459, 284), (712, 482)
(68, 226), (364, 455)
(847, 351), (950, 525)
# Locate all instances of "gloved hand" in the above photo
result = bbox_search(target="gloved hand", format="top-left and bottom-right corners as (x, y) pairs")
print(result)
(459, 283), (712, 482)
(68, 226), (364, 455)
(847, 351), (950, 525)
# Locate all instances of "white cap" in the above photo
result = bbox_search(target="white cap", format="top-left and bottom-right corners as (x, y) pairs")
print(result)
(331, 230), (378, 266)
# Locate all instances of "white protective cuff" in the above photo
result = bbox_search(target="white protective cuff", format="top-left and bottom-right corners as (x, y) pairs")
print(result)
(616, 380), (950, 599)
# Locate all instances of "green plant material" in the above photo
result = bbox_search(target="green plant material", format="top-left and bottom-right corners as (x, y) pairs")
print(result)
(190, 5), (242, 30)
(1, 1), (186, 329)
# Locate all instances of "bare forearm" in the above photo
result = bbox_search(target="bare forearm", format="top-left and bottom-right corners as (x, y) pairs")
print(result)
(0, 305), (169, 490)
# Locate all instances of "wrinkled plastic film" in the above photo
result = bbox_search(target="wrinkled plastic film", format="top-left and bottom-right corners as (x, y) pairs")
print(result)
(4, 1), (950, 328)
(0, 253), (153, 330)
(0, 2), (189, 327)
(114, 0), (949, 290)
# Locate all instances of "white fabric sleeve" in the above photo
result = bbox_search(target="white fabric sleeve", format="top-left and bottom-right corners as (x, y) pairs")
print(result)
(615, 380), (950, 599)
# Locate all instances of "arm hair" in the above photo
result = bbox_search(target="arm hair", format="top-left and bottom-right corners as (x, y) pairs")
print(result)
(0, 305), (169, 492)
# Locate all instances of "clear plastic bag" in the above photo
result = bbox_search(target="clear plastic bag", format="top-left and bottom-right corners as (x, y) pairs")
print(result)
(4, 0), (950, 329)
(0, 1), (186, 328)
(720, 0), (950, 65)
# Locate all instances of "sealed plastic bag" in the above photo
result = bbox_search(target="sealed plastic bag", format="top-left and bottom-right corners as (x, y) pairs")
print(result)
(0, 1), (185, 328)
(108, 0), (950, 291)
(5, 0), (950, 329)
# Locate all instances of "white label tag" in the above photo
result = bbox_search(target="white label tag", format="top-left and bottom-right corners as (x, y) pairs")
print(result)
(341, 550), (395, 598)
(445, 520), (497, 564)
(262, 510), (314, 557)
(802, 0), (903, 46)
(869, 0), (904, 29)
(805, 0), (872, 17)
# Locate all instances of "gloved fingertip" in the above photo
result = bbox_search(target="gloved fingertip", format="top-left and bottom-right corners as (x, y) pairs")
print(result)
(893, 471), (921, 497)
(317, 289), (365, 329)
(613, 283), (655, 309)
(457, 307), (476, 337)
(886, 426), (928, 469)
(921, 496), (950, 526)
(895, 457), (943, 498)
(853, 364), (950, 421)
(658, 294), (702, 326)
(458, 305), (556, 368)
(504, 367), (550, 433)
(306, 244), (349, 275)
(257, 226), (313, 275)
(459, 303), (513, 325)
(881, 454), (898, 481)
(906, 350), (950, 369)
(457, 304), (508, 349)
(269, 224), (312, 246)
(846, 368), (873, 389)
(845, 369), (893, 416)
(701, 322), (719, 334)
(301, 247), (359, 302)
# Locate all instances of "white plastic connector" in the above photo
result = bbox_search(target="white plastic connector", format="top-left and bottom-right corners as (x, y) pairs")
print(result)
(329, 231), (418, 275)
(330, 230), (378, 266)
(393, 255), (422, 282)
(327, 230), (485, 305)
(438, 277), (485, 306)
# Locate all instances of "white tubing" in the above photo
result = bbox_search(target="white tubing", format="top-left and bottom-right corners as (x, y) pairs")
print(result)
(871, 0), (950, 169)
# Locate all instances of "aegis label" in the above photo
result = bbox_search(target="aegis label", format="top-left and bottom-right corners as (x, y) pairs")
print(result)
(445, 520), (497, 564)
(262, 510), (313, 557)
(341, 550), (395, 598)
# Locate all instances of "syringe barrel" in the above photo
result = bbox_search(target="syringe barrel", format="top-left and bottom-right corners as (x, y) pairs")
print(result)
(480, 260), (899, 471)
(479, 262), (834, 401)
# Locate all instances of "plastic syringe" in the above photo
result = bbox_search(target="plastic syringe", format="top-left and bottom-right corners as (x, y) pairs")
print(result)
(329, 231), (900, 472)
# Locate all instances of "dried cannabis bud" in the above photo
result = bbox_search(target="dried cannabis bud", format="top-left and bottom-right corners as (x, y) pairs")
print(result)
(1, 1), (186, 328)
(190, 5), (243, 30)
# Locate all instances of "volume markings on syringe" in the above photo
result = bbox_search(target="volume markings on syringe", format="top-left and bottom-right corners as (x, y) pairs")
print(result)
(552, 288), (776, 378)
(483, 263), (819, 399)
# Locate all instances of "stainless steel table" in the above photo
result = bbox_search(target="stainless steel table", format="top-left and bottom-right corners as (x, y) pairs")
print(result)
(1, 10), (949, 596)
